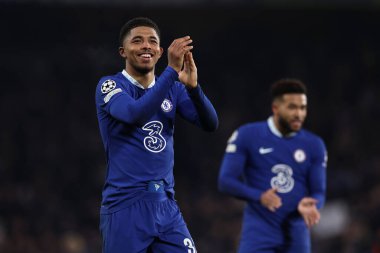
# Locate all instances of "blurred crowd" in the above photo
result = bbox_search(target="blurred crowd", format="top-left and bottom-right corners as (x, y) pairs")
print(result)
(1, 3), (380, 253)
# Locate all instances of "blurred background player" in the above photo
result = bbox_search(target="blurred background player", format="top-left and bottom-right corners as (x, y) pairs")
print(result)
(95, 17), (218, 253)
(218, 79), (327, 253)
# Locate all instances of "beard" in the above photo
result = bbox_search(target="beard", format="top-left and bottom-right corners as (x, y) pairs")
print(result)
(278, 115), (296, 135)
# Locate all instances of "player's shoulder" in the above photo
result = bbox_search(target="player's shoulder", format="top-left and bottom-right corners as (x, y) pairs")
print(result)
(238, 120), (266, 132)
(97, 72), (125, 88)
(95, 72), (127, 96)
(300, 128), (325, 145)
(233, 120), (267, 138)
(95, 72), (127, 106)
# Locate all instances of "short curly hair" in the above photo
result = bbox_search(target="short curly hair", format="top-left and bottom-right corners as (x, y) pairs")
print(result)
(271, 79), (307, 101)
(119, 17), (161, 46)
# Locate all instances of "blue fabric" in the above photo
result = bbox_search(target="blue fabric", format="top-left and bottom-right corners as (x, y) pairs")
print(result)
(95, 66), (217, 252)
(147, 180), (165, 193)
(99, 193), (196, 253)
(237, 206), (310, 253)
(218, 119), (327, 251)
(95, 67), (218, 214)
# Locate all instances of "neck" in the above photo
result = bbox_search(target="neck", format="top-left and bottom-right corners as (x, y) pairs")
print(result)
(125, 66), (155, 89)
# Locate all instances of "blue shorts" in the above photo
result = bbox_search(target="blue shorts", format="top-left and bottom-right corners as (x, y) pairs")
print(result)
(99, 187), (196, 253)
(238, 207), (310, 253)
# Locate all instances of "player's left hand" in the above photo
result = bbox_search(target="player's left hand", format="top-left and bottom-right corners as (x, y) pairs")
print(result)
(178, 52), (198, 89)
(297, 197), (320, 228)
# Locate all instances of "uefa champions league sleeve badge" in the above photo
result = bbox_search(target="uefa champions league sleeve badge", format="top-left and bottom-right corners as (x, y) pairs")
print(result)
(101, 79), (117, 93)
(100, 79), (122, 103)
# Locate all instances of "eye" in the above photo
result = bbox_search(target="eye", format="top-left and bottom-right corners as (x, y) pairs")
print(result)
(131, 38), (142, 44)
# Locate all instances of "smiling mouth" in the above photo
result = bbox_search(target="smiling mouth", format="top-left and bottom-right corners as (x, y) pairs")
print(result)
(139, 53), (153, 59)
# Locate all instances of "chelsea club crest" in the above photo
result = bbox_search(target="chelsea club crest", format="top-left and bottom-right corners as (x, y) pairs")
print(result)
(161, 99), (173, 112)
(294, 149), (306, 163)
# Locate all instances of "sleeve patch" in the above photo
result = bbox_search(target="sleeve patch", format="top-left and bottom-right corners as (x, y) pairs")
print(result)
(323, 151), (328, 167)
(101, 79), (117, 94)
(226, 144), (237, 153)
(104, 88), (122, 103)
(227, 130), (238, 143)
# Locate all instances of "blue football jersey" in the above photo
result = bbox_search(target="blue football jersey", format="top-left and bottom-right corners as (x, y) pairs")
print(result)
(95, 66), (218, 214)
(218, 117), (327, 225)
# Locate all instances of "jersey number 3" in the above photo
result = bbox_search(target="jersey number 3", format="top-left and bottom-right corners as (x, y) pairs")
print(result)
(142, 121), (166, 153)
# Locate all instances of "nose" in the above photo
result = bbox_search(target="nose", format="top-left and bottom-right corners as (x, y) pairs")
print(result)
(141, 40), (151, 49)
(293, 108), (302, 119)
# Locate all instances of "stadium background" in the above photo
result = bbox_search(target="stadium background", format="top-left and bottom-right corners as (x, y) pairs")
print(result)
(1, 0), (380, 252)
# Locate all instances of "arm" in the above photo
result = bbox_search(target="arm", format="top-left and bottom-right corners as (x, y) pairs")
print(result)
(177, 84), (218, 132)
(219, 151), (282, 211)
(176, 52), (218, 131)
(218, 130), (263, 202)
(298, 138), (327, 227)
(308, 138), (327, 209)
(218, 129), (282, 211)
(105, 67), (177, 125)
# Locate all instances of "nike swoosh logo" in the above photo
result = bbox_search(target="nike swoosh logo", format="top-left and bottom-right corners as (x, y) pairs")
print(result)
(259, 147), (274, 154)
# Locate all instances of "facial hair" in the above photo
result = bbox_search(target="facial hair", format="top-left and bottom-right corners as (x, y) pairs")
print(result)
(278, 115), (295, 136)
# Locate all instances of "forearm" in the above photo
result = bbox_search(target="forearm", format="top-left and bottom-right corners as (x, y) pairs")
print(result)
(218, 156), (261, 202)
(308, 164), (326, 209)
(218, 176), (263, 202)
(308, 138), (327, 209)
(186, 84), (218, 131)
(310, 192), (325, 209)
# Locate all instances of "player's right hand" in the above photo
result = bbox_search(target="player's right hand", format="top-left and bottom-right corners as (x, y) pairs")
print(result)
(167, 36), (193, 73)
(260, 188), (282, 212)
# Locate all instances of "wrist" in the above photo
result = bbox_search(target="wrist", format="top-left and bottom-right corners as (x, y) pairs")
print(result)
(186, 82), (198, 89)
(166, 66), (180, 75)
(168, 64), (181, 73)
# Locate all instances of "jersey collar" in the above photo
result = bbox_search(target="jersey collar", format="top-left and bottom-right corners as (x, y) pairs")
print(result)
(267, 116), (297, 138)
(122, 69), (155, 89)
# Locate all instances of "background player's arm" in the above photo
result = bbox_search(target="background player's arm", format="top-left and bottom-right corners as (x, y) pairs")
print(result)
(298, 138), (327, 227)
(307, 138), (327, 209)
(176, 52), (218, 132)
(218, 129), (263, 202)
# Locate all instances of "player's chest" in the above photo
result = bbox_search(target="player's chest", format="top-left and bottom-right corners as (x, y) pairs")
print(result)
(248, 139), (312, 173)
(131, 87), (177, 120)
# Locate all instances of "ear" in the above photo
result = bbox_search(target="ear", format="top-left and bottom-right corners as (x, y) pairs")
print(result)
(272, 101), (278, 115)
(119, 46), (127, 58)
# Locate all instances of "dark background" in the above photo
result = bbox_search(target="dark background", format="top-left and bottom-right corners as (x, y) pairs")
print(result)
(1, 1), (380, 252)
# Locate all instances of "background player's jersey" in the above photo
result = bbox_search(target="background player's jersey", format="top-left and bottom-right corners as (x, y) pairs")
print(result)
(218, 117), (327, 225)
(95, 67), (218, 214)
